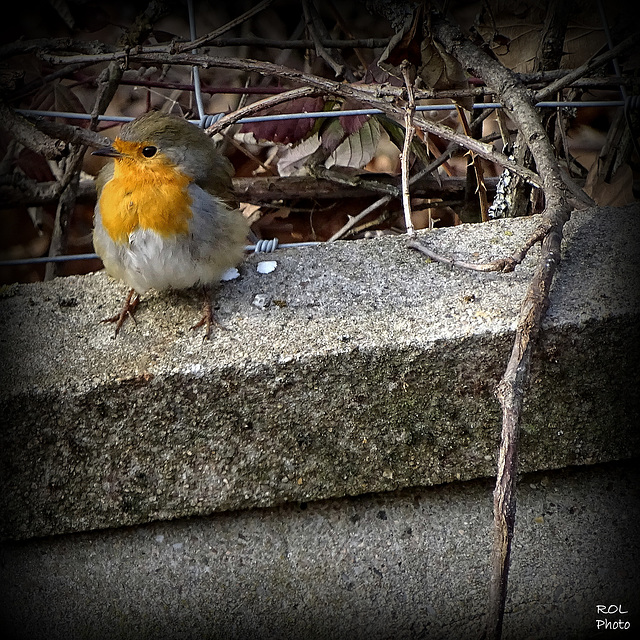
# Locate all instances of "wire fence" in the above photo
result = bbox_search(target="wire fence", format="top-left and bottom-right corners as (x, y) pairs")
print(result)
(1, 0), (633, 270)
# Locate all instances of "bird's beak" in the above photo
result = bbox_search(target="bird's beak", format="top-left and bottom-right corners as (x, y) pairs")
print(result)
(92, 145), (122, 158)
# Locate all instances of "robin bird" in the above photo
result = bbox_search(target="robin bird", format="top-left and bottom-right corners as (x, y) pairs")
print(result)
(92, 111), (249, 339)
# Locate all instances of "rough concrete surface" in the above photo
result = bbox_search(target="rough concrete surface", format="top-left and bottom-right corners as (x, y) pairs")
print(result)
(1, 460), (638, 640)
(1, 205), (639, 539)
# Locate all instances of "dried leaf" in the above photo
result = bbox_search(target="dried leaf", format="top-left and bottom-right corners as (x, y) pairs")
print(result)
(584, 163), (634, 207)
(239, 202), (263, 225)
(16, 148), (55, 183)
(317, 101), (373, 154)
(276, 135), (322, 176)
(277, 115), (383, 175)
(474, 1), (611, 72)
(378, 4), (424, 78)
(378, 116), (430, 166)
(327, 118), (382, 169)
(340, 99), (371, 135)
(240, 96), (325, 145)
(363, 62), (404, 86)
(53, 83), (88, 117)
(320, 118), (349, 153)
(31, 81), (88, 127)
(420, 39), (468, 90)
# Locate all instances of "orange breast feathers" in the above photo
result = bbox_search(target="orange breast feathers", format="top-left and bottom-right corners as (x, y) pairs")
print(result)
(98, 140), (194, 244)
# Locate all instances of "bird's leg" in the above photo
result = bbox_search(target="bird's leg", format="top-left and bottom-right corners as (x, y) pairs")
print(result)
(191, 285), (225, 340)
(102, 288), (140, 337)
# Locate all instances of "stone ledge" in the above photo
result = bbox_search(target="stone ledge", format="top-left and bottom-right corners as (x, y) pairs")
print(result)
(1, 205), (638, 539)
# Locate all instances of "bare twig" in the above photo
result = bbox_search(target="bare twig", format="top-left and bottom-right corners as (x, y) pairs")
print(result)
(44, 145), (85, 280)
(301, 0), (355, 81)
(0, 100), (68, 160)
(44, 62), (124, 278)
(494, 0), (569, 220)
(174, 0), (274, 53)
(204, 86), (320, 137)
(310, 166), (401, 197)
(37, 50), (517, 178)
(401, 62), (416, 236)
(29, 120), (111, 149)
(408, 239), (514, 272)
(327, 126), (501, 242)
(0, 175), (500, 209)
(408, 220), (548, 273)
(117, 0), (169, 50)
(328, 196), (392, 242)
(456, 106), (489, 222)
(0, 176), (66, 206)
(0, 37), (112, 60)
(345, 209), (397, 237)
(429, 13), (573, 640)
(329, 149), (451, 241)
(117, 78), (286, 95)
(37, 49), (543, 187)
(196, 36), (391, 49)
(43, 0), (165, 278)
(535, 30), (640, 101)
(35, 48), (542, 187)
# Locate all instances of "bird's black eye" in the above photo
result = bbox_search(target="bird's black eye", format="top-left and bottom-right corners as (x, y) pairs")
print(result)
(141, 146), (157, 158)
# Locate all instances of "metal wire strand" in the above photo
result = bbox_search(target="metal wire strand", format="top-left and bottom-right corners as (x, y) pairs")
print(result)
(187, 0), (206, 122)
(17, 101), (625, 128)
(0, 244), (330, 267)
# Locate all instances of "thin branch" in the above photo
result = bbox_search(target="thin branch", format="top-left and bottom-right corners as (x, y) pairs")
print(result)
(0, 175), (66, 206)
(401, 62), (416, 236)
(71, 51), (541, 187)
(327, 124), (500, 242)
(429, 13), (573, 640)
(310, 166), (401, 197)
(43, 0), (162, 278)
(11, 62), (98, 102)
(30, 29), (638, 103)
(407, 240), (513, 271)
(204, 86), (320, 137)
(117, 79), (289, 95)
(174, 0), (274, 53)
(329, 140), (457, 242)
(29, 47), (507, 175)
(408, 220), (549, 273)
(32, 119), (111, 149)
(199, 36), (391, 49)
(0, 37), (113, 60)
(345, 208), (397, 237)
(44, 149), (83, 281)
(494, 0), (569, 221)
(535, 30), (640, 101)
(456, 105), (489, 222)
(0, 100), (68, 160)
(328, 196), (392, 242)
(0, 175), (500, 209)
(301, 0), (355, 81)
(117, 0), (169, 50)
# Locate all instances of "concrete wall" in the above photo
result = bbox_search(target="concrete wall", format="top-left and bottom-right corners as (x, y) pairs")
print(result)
(1, 204), (639, 638)
(1, 461), (638, 640)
